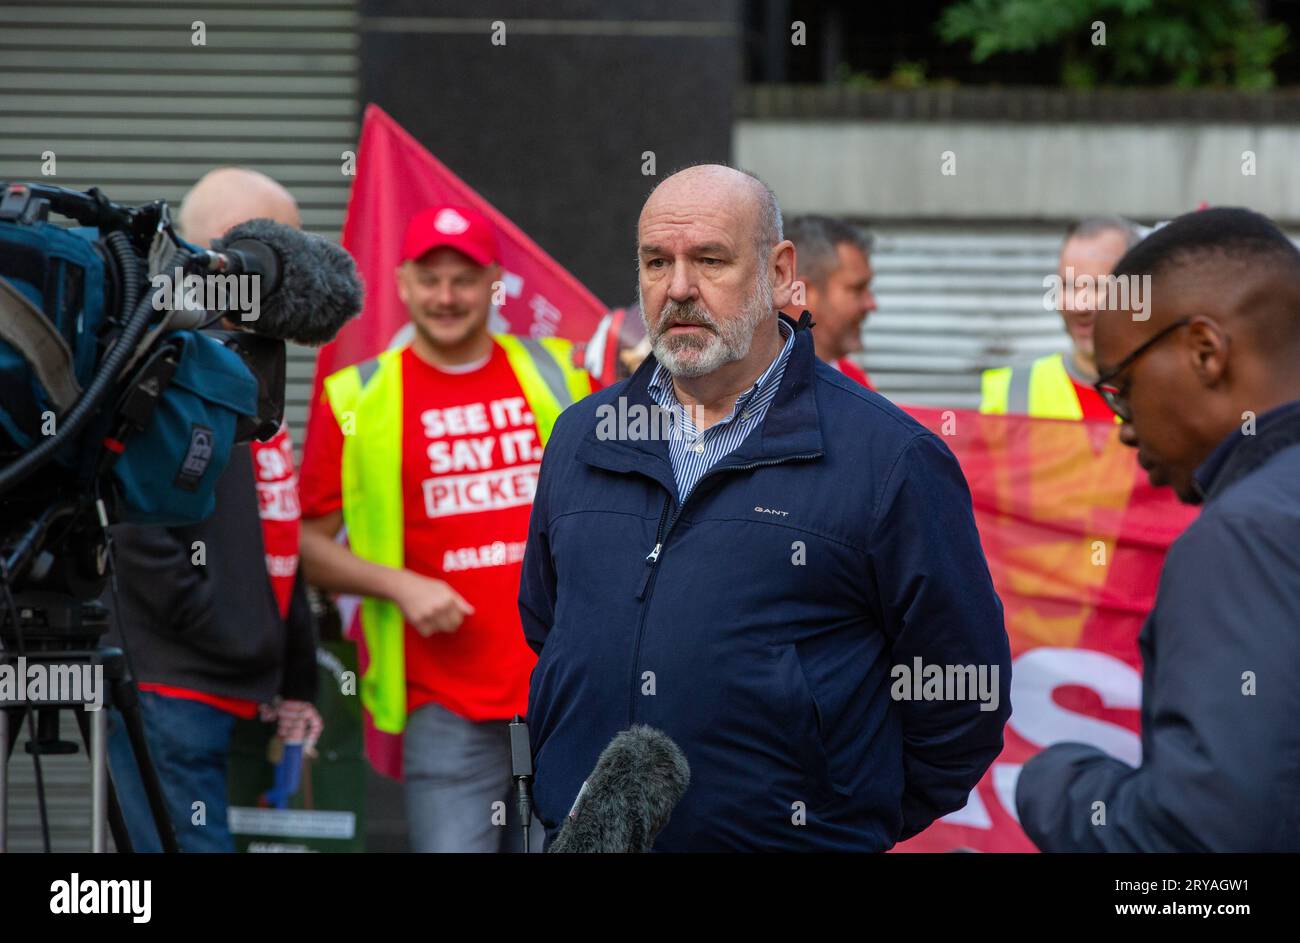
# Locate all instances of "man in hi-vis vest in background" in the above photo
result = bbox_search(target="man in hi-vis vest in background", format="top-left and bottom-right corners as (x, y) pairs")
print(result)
(981, 217), (1142, 420)
(298, 205), (591, 852)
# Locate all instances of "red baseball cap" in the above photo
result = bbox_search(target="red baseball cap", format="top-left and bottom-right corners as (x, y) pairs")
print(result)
(401, 205), (497, 266)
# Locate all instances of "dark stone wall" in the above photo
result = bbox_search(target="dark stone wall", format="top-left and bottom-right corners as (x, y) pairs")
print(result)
(359, 1), (742, 308)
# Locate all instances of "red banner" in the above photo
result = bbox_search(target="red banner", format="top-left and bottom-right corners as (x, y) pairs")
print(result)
(893, 408), (1197, 851)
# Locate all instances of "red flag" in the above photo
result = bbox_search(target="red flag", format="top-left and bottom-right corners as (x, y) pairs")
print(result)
(308, 106), (607, 778)
(311, 104), (606, 407)
(892, 408), (1198, 852)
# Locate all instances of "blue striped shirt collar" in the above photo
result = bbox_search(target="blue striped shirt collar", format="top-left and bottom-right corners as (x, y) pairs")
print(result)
(645, 317), (795, 500)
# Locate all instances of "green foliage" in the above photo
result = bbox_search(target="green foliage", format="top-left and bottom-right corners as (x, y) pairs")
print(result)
(887, 60), (930, 89)
(835, 62), (879, 88)
(938, 0), (1288, 88)
(835, 60), (956, 90)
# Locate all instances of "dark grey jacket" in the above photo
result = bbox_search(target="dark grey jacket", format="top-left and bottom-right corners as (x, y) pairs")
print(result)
(106, 442), (317, 704)
(1016, 399), (1300, 851)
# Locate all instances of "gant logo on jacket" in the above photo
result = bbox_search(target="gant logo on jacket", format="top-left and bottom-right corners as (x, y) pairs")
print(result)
(754, 505), (789, 517)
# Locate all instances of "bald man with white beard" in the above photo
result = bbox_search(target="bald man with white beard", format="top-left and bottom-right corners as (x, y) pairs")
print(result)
(518, 164), (1010, 852)
(106, 167), (321, 853)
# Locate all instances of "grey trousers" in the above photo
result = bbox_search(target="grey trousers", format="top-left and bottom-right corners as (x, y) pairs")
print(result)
(402, 701), (545, 853)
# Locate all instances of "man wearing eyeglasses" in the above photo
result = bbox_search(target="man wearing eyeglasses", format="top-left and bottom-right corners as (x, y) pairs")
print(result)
(1015, 207), (1300, 852)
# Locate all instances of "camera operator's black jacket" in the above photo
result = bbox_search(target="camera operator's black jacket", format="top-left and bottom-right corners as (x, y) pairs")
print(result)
(106, 442), (318, 705)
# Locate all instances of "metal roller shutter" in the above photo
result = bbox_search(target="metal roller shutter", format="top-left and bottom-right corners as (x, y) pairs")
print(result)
(0, 0), (357, 852)
(0, 0), (358, 447)
(850, 225), (1070, 409)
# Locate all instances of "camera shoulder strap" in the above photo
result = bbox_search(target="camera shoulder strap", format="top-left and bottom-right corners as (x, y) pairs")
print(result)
(0, 276), (82, 413)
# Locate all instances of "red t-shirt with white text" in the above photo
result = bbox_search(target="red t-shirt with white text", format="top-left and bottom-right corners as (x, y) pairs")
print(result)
(299, 344), (572, 723)
(251, 423), (301, 619)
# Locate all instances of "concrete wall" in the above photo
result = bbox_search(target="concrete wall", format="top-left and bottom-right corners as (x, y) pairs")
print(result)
(736, 120), (1300, 223)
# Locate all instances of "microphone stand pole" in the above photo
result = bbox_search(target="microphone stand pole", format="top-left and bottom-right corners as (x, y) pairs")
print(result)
(508, 714), (535, 853)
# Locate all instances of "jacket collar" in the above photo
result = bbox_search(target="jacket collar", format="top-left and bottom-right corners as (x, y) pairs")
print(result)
(1192, 397), (1300, 502)
(575, 312), (824, 490)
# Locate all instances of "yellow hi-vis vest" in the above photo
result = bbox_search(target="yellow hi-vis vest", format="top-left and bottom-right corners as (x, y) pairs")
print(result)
(979, 352), (1085, 420)
(322, 334), (590, 734)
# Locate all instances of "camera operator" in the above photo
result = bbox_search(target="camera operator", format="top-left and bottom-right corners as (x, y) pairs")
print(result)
(105, 167), (321, 853)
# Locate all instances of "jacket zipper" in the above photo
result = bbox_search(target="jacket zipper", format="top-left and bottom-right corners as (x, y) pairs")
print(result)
(626, 450), (823, 724)
(636, 497), (673, 599)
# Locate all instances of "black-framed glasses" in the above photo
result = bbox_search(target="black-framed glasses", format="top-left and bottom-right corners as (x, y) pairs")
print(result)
(1093, 317), (1192, 421)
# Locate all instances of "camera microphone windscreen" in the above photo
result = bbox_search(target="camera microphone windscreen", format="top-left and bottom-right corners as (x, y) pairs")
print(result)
(547, 725), (690, 853)
(209, 218), (363, 346)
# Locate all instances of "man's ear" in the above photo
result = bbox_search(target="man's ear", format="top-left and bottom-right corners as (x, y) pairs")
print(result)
(395, 261), (411, 307)
(1189, 316), (1230, 386)
(770, 239), (797, 310)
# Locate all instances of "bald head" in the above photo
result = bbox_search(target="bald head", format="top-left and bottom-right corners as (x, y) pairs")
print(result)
(640, 164), (782, 259)
(178, 167), (301, 247)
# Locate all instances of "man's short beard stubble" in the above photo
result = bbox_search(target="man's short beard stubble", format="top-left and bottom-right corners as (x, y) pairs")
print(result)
(639, 270), (775, 379)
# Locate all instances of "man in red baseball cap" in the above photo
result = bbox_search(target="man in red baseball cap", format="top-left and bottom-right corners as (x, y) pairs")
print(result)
(299, 205), (592, 852)
(396, 205), (501, 353)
